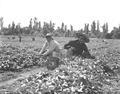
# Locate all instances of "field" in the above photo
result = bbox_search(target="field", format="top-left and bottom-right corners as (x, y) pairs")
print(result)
(0, 35), (120, 94)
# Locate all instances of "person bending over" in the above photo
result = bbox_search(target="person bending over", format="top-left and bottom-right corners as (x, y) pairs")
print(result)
(39, 33), (62, 59)
(64, 33), (95, 59)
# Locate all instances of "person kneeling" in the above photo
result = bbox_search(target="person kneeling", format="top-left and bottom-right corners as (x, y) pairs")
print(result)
(39, 33), (62, 69)
(64, 33), (95, 59)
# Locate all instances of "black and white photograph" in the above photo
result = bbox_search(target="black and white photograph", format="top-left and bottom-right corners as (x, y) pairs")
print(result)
(0, 0), (120, 93)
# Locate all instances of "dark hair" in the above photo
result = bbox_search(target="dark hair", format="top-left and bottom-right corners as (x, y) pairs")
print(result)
(76, 33), (90, 43)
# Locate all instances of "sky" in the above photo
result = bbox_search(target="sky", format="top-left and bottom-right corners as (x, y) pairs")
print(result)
(0, 0), (120, 31)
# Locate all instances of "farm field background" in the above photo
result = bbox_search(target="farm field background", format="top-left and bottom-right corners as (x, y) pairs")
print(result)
(1, 35), (119, 50)
(1, 35), (120, 93)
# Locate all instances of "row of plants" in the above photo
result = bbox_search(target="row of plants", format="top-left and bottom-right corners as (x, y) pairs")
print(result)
(0, 44), (46, 71)
(1, 58), (120, 94)
(0, 44), (120, 93)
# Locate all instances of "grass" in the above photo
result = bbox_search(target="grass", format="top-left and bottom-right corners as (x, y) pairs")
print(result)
(1, 35), (120, 57)
(1, 35), (120, 59)
(0, 35), (75, 48)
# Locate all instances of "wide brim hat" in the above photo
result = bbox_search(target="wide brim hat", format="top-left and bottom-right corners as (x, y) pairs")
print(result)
(76, 33), (90, 43)
(45, 33), (53, 38)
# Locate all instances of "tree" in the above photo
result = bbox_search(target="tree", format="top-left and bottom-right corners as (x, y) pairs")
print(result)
(16, 23), (21, 35)
(70, 25), (75, 37)
(91, 21), (96, 35)
(38, 21), (41, 31)
(96, 20), (101, 38)
(29, 18), (33, 29)
(33, 17), (39, 30)
(11, 21), (16, 35)
(70, 25), (73, 32)
(0, 17), (3, 33)
(111, 27), (120, 39)
(49, 21), (55, 33)
(84, 23), (89, 34)
(43, 21), (55, 35)
(102, 23), (108, 38)
(104, 33), (112, 39)
(61, 22), (65, 34)
(8, 24), (11, 29)
(55, 26), (61, 36)
(97, 21), (100, 32)
(65, 25), (67, 32)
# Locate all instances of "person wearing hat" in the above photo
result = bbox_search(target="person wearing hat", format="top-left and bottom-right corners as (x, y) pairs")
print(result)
(39, 33), (62, 58)
(64, 33), (95, 59)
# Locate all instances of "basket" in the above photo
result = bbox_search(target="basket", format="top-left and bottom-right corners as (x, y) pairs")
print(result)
(46, 57), (60, 70)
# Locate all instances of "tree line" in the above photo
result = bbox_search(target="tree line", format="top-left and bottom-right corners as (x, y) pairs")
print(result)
(0, 17), (120, 39)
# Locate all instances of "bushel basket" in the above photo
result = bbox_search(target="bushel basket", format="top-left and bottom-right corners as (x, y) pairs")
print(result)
(46, 57), (60, 70)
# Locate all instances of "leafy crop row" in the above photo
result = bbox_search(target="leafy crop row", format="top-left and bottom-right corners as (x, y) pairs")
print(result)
(0, 44), (120, 94)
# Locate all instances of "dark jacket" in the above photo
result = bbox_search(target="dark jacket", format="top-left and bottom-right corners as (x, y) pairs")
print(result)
(64, 39), (91, 57)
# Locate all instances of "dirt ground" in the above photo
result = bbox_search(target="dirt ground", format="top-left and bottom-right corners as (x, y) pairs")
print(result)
(0, 66), (48, 87)
(1, 35), (120, 90)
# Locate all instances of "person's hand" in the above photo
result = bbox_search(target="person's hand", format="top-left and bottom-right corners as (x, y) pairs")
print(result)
(39, 54), (44, 57)
(69, 47), (75, 50)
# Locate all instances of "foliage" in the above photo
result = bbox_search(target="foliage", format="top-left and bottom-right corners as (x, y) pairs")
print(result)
(1, 17), (120, 39)
(104, 33), (112, 39)
(0, 17), (3, 31)
(0, 43), (120, 93)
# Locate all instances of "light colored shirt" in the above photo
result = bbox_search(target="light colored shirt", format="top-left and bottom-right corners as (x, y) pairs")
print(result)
(40, 40), (62, 58)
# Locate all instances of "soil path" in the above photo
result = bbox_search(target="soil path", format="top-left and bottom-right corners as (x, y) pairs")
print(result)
(0, 66), (48, 87)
